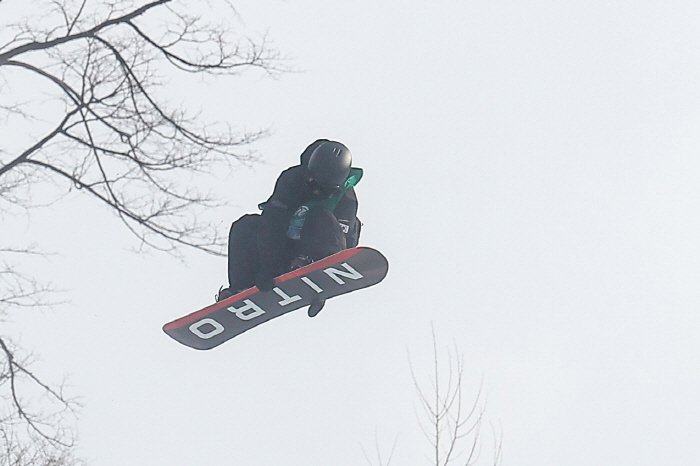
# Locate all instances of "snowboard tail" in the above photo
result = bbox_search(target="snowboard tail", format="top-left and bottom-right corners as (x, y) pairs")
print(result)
(163, 247), (388, 350)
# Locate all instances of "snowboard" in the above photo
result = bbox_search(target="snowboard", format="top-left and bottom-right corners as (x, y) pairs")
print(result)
(163, 247), (388, 350)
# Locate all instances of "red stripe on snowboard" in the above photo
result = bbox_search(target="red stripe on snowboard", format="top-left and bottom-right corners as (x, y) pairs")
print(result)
(162, 247), (362, 331)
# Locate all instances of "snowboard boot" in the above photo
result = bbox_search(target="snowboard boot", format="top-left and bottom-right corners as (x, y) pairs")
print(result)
(216, 286), (237, 302)
(290, 255), (313, 270)
(307, 300), (326, 318)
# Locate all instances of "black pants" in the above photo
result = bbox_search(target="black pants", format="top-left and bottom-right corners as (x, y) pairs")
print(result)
(227, 207), (347, 291)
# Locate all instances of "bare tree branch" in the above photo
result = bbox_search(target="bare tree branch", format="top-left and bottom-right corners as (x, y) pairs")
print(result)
(0, 0), (170, 65)
(0, 247), (63, 315)
(1, 0), (281, 255)
(0, 335), (81, 462)
(0, 2), (283, 463)
(407, 327), (501, 466)
(365, 328), (502, 466)
(362, 429), (398, 466)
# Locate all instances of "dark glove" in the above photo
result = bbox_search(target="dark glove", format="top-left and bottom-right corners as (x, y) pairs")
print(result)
(255, 273), (275, 292)
(307, 300), (326, 318)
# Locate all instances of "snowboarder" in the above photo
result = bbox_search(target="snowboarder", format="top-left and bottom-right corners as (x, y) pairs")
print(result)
(217, 139), (363, 316)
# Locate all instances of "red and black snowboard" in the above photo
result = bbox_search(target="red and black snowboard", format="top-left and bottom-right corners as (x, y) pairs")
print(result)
(163, 247), (388, 350)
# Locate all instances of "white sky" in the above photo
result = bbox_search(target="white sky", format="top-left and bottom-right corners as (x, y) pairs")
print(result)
(4, 0), (700, 465)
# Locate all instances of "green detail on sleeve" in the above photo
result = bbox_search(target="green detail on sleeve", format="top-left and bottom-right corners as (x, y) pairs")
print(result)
(282, 168), (363, 240)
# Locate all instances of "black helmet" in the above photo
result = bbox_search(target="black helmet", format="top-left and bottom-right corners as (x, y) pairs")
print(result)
(306, 140), (352, 189)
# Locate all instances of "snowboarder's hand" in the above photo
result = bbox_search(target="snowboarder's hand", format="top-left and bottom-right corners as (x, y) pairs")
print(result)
(255, 275), (275, 292)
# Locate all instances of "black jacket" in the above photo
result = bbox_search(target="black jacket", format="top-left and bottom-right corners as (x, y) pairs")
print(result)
(256, 161), (361, 281)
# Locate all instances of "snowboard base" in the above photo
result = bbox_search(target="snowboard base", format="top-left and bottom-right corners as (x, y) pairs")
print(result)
(163, 247), (388, 350)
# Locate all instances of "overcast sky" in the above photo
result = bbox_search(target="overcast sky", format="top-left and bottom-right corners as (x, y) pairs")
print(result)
(4, 1), (700, 465)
